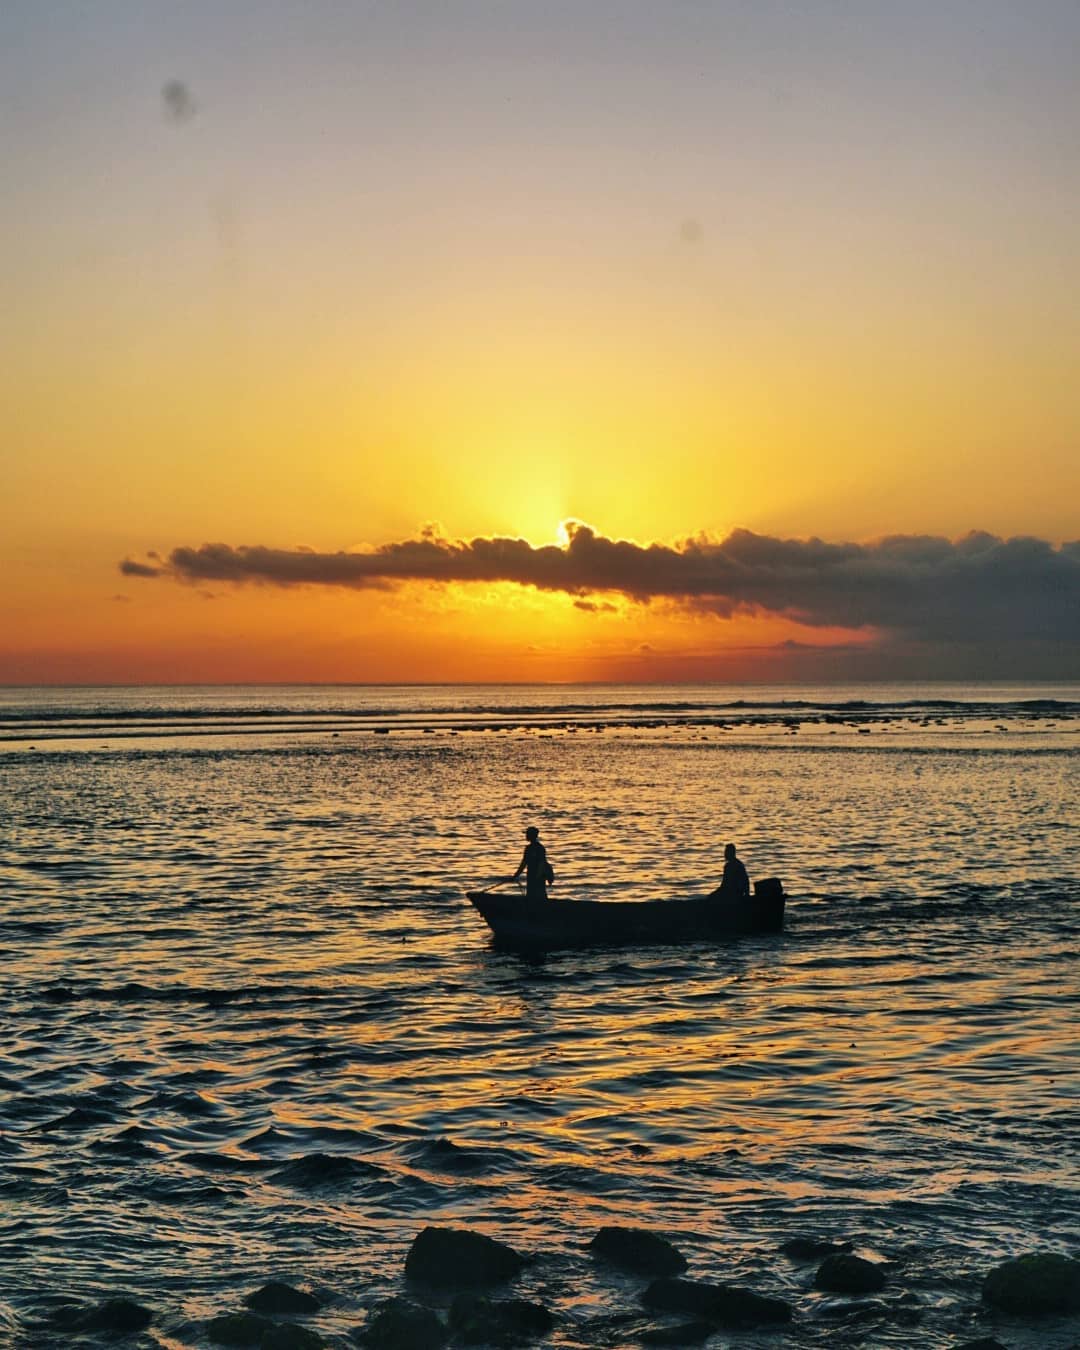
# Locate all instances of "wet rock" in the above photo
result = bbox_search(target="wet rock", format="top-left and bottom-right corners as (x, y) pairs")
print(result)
(448, 1292), (553, 1345)
(205, 1316), (325, 1350)
(638, 1320), (714, 1345)
(245, 1282), (321, 1315)
(780, 1236), (854, 1261)
(954, 1339), (1009, 1350)
(33, 1298), (84, 1330)
(262, 1325), (324, 1350)
(642, 1277), (792, 1325)
(208, 1311), (275, 1345)
(981, 1251), (1080, 1316)
(589, 1226), (688, 1276)
(404, 1226), (525, 1287)
(814, 1252), (887, 1294)
(68, 1297), (153, 1334)
(353, 1298), (447, 1349)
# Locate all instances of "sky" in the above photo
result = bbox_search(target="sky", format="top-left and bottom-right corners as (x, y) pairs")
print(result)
(2, 0), (1078, 683)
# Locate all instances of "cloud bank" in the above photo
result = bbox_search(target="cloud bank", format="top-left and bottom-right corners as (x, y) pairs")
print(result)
(120, 523), (1080, 644)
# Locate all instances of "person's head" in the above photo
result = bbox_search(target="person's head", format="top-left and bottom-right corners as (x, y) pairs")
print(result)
(525, 826), (540, 842)
(724, 842), (737, 860)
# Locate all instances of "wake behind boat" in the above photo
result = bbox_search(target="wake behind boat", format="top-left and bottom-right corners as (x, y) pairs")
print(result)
(466, 878), (785, 950)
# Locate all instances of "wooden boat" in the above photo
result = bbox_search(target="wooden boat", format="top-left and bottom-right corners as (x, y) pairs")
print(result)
(466, 878), (785, 950)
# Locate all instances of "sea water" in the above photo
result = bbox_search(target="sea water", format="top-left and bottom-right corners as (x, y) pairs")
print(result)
(1, 684), (1077, 1348)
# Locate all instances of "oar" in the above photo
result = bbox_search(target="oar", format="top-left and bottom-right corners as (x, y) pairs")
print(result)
(474, 874), (519, 895)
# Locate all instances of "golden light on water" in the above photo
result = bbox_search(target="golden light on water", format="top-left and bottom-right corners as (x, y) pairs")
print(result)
(3, 679), (1077, 1343)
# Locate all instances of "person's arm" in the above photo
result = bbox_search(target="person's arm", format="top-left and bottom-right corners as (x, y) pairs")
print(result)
(513, 847), (527, 879)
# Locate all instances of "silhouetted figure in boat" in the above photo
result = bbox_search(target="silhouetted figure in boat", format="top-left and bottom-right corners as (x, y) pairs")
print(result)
(514, 825), (553, 901)
(711, 842), (750, 901)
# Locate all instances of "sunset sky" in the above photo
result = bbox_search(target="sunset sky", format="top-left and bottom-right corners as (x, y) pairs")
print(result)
(3, 1), (1078, 682)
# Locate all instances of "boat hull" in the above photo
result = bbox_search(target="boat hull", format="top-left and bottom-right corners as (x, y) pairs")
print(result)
(466, 879), (785, 950)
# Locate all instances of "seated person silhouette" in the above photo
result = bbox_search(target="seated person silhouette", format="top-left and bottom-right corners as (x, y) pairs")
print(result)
(710, 842), (750, 901)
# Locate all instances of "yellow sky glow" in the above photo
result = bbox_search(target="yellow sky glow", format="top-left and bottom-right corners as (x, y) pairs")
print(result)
(2, 3), (1077, 682)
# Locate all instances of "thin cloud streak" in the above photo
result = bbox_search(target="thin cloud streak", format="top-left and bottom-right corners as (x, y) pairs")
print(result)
(120, 523), (1080, 643)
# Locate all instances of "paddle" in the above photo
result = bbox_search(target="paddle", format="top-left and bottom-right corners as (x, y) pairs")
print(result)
(474, 874), (523, 895)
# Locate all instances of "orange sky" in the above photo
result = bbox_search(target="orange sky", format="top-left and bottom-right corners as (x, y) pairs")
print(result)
(3, 3), (1078, 682)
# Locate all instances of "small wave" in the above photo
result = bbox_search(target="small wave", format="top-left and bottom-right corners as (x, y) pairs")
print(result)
(0, 920), (62, 938)
(179, 1150), (274, 1174)
(241, 1123), (385, 1155)
(168, 1068), (230, 1086)
(541, 1163), (637, 1194)
(500, 1094), (567, 1119)
(39, 980), (288, 1006)
(90, 1131), (162, 1160)
(34, 1106), (116, 1134)
(270, 1152), (393, 1190)
(127, 1175), (238, 1206)
(0, 1166), (52, 1198)
(399, 1137), (524, 1177)
(142, 1090), (226, 1118)
(237, 1125), (294, 1153)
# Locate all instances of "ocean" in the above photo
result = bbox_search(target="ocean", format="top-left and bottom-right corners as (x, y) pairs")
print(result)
(1, 683), (1077, 1348)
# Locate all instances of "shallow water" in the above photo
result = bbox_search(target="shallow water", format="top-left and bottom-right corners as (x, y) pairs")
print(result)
(1, 685), (1078, 1348)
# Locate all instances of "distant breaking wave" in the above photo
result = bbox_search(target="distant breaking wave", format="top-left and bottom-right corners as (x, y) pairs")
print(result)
(0, 684), (1076, 744)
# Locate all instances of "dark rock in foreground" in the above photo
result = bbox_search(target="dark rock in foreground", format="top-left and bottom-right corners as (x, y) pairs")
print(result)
(814, 1252), (887, 1294)
(780, 1236), (854, 1261)
(208, 1312), (274, 1346)
(954, 1338), (1009, 1350)
(59, 1297), (153, 1334)
(639, 1319), (715, 1345)
(589, 1226), (688, 1276)
(209, 1312), (324, 1348)
(448, 1292), (553, 1345)
(354, 1298), (447, 1349)
(405, 1226), (525, 1287)
(981, 1251), (1080, 1316)
(262, 1324), (324, 1349)
(642, 1277), (792, 1325)
(245, 1283), (321, 1315)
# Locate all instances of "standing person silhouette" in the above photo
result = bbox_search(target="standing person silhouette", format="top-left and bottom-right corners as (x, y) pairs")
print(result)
(713, 842), (750, 900)
(513, 825), (552, 901)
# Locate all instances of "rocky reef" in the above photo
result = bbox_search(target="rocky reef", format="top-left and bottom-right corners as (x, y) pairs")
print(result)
(16, 1230), (1080, 1346)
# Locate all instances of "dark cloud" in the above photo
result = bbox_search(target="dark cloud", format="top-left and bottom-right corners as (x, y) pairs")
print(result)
(119, 558), (164, 578)
(162, 80), (197, 123)
(119, 523), (1080, 644)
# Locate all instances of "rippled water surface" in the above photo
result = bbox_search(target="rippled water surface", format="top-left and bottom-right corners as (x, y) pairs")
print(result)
(1, 685), (1078, 1348)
